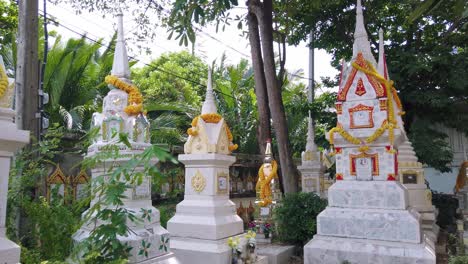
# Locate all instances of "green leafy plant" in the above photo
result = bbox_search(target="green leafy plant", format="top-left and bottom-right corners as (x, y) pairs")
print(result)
(274, 192), (327, 246)
(449, 256), (468, 264)
(7, 124), (83, 263)
(73, 133), (176, 262)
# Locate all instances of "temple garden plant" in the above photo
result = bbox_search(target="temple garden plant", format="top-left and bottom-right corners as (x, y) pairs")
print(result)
(7, 125), (83, 263)
(73, 132), (176, 262)
(274, 192), (327, 246)
(74, 134), (175, 263)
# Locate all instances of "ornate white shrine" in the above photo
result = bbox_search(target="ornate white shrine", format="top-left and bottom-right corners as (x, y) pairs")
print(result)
(304, 1), (436, 263)
(73, 13), (178, 263)
(167, 69), (243, 264)
(0, 55), (29, 264)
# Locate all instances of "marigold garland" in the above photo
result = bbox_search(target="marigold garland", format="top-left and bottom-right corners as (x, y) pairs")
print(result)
(256, 160), (278, 207)
(105, 75), (144, 115)
(187, 113), (238, 152)
(0, 66), (9, 98)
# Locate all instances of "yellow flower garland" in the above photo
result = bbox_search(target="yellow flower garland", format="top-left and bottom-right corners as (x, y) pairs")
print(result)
(187, 113), (238, 151)
(104, 75), (144, 115)
(0, 66), (9, 99)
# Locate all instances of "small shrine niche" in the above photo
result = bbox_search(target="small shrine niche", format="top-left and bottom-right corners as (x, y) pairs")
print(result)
(73, 170), (90, 200)
(47, 165), (67, 201)
(349, 104), (374, 129)
(102, 113), (124, 142)
(131, 113), (150, 143)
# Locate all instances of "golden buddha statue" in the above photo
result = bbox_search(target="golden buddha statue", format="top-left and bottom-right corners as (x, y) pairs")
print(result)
(256, 142), (278, 207)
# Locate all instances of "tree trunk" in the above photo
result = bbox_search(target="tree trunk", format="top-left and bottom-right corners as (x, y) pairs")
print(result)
(253, 0), (299, 193)
(15, 0), (39, 139)
(246, 8), (271, 155)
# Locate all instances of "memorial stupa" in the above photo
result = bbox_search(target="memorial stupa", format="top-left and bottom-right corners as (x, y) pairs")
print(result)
(304, 1), (436, 263)
(73, 12), (178, 263)
(167, 68), (243, 263)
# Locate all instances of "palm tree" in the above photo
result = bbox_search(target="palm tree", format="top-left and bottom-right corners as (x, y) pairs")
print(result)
(43, 34), (115, 132)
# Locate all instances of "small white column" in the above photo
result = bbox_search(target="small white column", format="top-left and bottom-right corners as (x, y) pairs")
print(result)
(0, 108), (29, 263)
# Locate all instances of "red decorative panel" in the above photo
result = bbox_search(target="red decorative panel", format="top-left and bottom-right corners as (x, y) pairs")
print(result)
(350, 153), (379, 176)
(337, 53), (387, 101)
(349, 104), (374, 129)
(355, 78), (367, 96)
(379, 99), (388, 110)
(335, 103), (343, 114)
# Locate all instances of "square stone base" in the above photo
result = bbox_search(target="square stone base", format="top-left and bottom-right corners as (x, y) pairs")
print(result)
(0, 237), (20, 264)
(304, 235), (435, 264)
(256, 244), (295, 264)
(170, 234), (242, 264)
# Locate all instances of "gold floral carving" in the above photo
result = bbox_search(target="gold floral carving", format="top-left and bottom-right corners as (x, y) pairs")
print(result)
(191, 170), (206, 193)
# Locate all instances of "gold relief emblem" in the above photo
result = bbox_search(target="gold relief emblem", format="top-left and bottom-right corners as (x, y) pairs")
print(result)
(191, 170), (206, 193)
(303, 151), (314, 161)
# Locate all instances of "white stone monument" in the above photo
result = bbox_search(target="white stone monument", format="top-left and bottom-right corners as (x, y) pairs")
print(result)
(398, 139), (439, 243)
(0, 56), (29, 264)
(167, 69), (243, 264)
(297, 32), (328, 197)
(73, 12), (178, 264)
(304, 1), (436, 263)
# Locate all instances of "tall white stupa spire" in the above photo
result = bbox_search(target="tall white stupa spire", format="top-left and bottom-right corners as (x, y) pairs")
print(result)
(201, 67), (217, 114)
(377, 28), (388, 79)
(352, 0), (376, 65)
(111, 11), (131, 80)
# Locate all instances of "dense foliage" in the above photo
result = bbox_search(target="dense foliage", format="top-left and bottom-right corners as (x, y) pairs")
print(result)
(274, 192), (327, 246)
(7, 125), (83, 262)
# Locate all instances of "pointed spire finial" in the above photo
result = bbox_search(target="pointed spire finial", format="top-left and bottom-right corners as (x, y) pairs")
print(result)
(201, 67), (217, 114)
(352, 0), (376, 64)
(305, 113), (317, 152)
(377, 28), (388, 79)
(111, 11), (131, 80)
(264, 140), (273, 164)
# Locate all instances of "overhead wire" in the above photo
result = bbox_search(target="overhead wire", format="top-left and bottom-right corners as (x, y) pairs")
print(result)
(38, 12), (238, 100)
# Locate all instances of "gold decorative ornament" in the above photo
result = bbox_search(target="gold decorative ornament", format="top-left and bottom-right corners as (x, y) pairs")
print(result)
(186, 113), (238, 152)
(0, 65), (9, 98)
(191, 170), (206, 193)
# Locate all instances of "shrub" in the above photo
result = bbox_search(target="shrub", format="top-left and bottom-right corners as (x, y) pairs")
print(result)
(274, 192), (327, 246)
(449, 256), (468, 264)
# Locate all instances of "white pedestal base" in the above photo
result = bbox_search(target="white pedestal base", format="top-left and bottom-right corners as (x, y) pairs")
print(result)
(256, 244), (295, 264)
(170, 236), (235, 264)
(304, 235), (435, 264)
(0, 237), (20, 264)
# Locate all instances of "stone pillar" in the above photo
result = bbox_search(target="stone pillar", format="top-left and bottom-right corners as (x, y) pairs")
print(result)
(398, 140), (439, 243)
(168, 154), (243, 263)
(0, 108), (29, 263)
